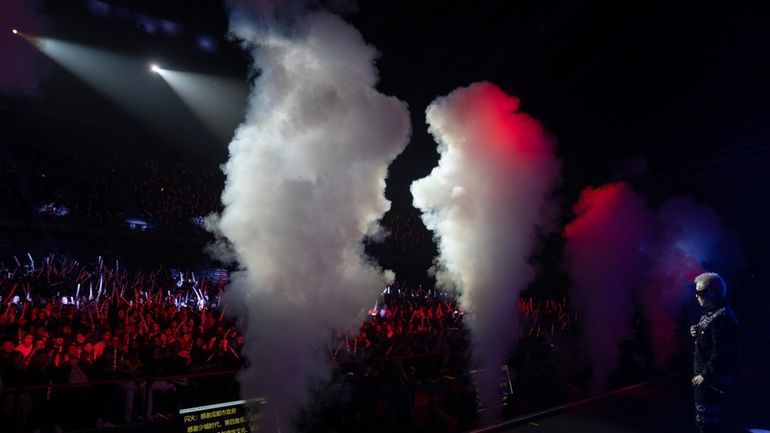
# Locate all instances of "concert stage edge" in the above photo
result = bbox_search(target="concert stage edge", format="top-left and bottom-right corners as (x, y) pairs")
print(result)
(470, 371), (770, 433)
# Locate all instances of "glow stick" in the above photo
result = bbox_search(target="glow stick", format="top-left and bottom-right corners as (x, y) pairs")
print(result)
(96, 277), (103, 302)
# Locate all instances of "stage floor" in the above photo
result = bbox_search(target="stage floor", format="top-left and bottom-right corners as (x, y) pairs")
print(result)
(473, 371), (770, 433)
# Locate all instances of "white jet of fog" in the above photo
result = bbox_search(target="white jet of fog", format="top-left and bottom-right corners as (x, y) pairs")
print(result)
(411, 82), (560, 421)
(212, 12), (410, 432)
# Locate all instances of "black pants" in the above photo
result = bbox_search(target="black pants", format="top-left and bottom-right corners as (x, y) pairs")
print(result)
(694, 382), (728, 433)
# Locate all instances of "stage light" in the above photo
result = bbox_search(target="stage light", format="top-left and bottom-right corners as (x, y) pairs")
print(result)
(12, 29), (19, 35)
(150, 64), (161, 73)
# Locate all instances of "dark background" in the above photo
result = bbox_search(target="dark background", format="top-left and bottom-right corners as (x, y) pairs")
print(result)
(2, 0), (769, 302)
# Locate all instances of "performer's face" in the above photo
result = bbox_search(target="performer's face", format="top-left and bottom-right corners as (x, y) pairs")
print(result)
(695, 284), (714, 308)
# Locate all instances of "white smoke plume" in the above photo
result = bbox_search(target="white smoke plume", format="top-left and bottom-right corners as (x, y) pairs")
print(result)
(411, 82), (560, 421)
(213, 10), (410, 432)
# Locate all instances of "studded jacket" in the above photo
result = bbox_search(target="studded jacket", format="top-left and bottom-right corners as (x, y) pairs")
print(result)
(693, 301), (740, 381)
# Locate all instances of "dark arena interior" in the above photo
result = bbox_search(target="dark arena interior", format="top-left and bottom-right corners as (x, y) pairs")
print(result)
(1, 1), (769, 433)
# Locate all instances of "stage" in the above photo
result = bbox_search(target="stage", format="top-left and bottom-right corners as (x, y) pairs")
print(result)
(473, 371), (770, 433)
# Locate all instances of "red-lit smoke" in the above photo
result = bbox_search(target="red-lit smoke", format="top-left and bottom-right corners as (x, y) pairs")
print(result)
(564, 183), (743, 389)
(412, 82), (560, 421)
(564, 182), (654, 392)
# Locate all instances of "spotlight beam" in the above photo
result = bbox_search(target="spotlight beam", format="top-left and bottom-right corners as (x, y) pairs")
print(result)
(32, 38), (193, 140)
(154, 68), (247, 141)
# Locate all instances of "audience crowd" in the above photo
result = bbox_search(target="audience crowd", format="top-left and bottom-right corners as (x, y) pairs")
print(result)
(308, 284), (588, 433)
(0, 253), (590, 432)
(131, 161), (224, 227)
(2, 158), (432, 258)
(0, 157), (223, 229)
(0, 256), (239, 431)
(373, 194), (432, 253)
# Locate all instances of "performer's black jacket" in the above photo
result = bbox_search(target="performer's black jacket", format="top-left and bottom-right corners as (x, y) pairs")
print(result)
(694, 301), (740, 380)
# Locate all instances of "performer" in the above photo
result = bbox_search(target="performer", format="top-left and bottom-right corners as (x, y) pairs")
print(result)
(690, 272), (740, 433)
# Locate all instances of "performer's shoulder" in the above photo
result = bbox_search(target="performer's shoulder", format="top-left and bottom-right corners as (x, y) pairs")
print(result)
(716, 306), (740, 326)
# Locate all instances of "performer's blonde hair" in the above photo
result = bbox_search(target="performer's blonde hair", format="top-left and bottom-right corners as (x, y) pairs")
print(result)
(694, 272), (727, 299)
